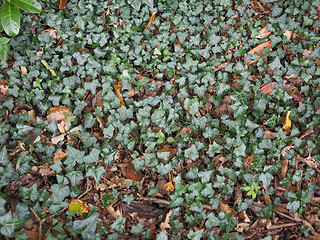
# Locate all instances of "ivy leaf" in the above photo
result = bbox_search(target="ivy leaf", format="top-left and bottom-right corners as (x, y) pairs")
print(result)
(86, 166), (105, 184)
(208, 141), (223, 157)
(83, 148), (100, 165)
(111, 216), (126, 234)
(73, 212), (99, 239)
(66, 171), (83, 186)
(184, 145), (199, 161)
(0, 212), (24, 237)
(269, 56), (283, 70)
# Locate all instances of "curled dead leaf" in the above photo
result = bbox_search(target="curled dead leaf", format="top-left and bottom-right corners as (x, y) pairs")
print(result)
(160, 210), (171, 229)
(282, 111), (292, 132)
(114, 81), (125, 105)
(20, 66), (27, 75)
(256, 26), (271, 39)
(41, 28), (57, 39)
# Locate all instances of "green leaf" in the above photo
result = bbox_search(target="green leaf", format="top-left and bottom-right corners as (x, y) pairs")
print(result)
(208, 141), (223, 157)
(73, 212), (99, 239)
(86, 166), (105, 184)
(0, 37), (10, 64)
(83, 148), (100, 165)
(66, 171), (83, 186)
(169, 195), (184, 208)
(205, 212), (219, 228)
(184, 145), (199, 161)
(0, 146), (9, 165)
(0, 212), (25, 237)
(111, 216), (125, 234)
(1, 2), (20, 36)
(10, 0), (42, 13)
(50, 184), (70, 202)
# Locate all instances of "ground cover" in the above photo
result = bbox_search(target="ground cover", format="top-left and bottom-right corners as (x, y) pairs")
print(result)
(1, 0), (320, 239)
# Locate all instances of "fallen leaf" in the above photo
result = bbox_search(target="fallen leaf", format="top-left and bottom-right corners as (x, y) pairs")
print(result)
(280, 159), (288, 179)
(282, 79), (304, 104)
(20, 66), (27, 75)
(284, 29), (292, 42)
(243, 154), (254, 170)
(114, 81), (125, 105)
(41, 59), (57, 77)
(59, 0), (68, 9)
(160, 210), (171, 229)
(53, 149), (67, 163)
(51, 134), (65, 144)
(218, 201), (233, 214)
(282, 111), (292, 132)
(178, 126), (193, 136)
(248, 40), (272, 62)
(126, 161), (143, 182)
(69, 199), (90, 214)
(265, 195), (271, 204)
(48, 106), (68, 122)
(143, 12), (156, 33)
(164, 181), (175, 192)
(256, 26), (271, 39)
(251, 0), (265, 12)
(260, 82), (275, 95)
(264, 130), (277, 139)
(239, 210), (251, 223)
(41, 28), (57, 39)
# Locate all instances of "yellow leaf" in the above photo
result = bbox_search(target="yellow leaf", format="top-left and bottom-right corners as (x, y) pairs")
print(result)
(282, 111), (292, 131)
(69, 200), (89, 214)
(164, 181), (175, 192)
(41, 59), (57, 77)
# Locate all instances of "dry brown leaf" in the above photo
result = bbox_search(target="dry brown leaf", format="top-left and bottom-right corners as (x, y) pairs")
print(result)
(114, 81), (125, 105)
(53, 149), (67, 163)
(218, 201), (233, 214)
(239, 210), (251, 223)
(59, 0), (68, 9)
(256, 26), (271, 39)
(243, 154), (254, 170)
(248, 40), (272, 62)
(96, 116), (104, 129)
(106, 205), (121, 219)
(303, 49), (312, 58)
(260, 82), (275, 95)
(280, 159), (288, 179)
(48, 106), (69, 122)
(178, 126), (193, 136)
(51, 134), (65, 144)
(265, 195), (271, 204)
(282, 79), (304, 104)
(284, 29), (293, 42)
(160, 210), (171, 229)
(126, 161), (143, 182)
(264, 130), (277, 139)
(20, 66), (27, 75)
(251, 0), (265, 12)
(143, 12), (156, 33)
(41, 28), (57, 39)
